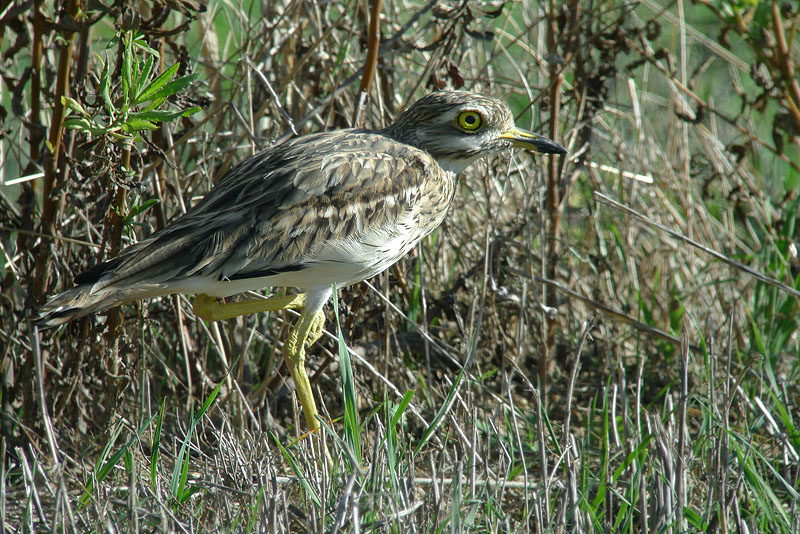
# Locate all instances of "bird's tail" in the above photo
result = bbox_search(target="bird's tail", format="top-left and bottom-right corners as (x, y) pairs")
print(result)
(36, 284), (157, 328)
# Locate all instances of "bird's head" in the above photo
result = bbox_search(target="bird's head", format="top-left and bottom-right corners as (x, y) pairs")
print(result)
(384, 91), (567, 174)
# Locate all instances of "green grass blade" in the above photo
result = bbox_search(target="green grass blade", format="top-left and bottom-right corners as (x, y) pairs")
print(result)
(150, 398), (166, 489)
(332, 285), (361, 465)
(80, 414), (157, 507)
(169, 373), (224, 500)
(270, 433), (321, 507)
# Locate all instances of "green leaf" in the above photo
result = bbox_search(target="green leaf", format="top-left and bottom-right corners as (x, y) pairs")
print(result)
(63, 117), (107, 137)
(139, 72), (200, 105)
(135, 54), (156, 99)
(129, 107), (200, 124)
(61, 96), (89, 118)
(121, 118), (158, 133)
(63, 117), (92, 131)
(80, 414), (157, 507)
(136, 63), (180, 104)
(99, 57), (115, 117)
(123, 449), (132, 473)
(245, 486), (266, 534)
(124, 198), (160, 225)
(94, 421), (125, 487)
(106, 34), (120, 50)
(169, 372), (225, 502)
(139, 96), (167, 114)
(332, 285), (361, 465)
(390, 390), (414, 430)
(150, 398), (166, 489)
(122, 33), (133, 108)
(270, 433), (321, 507)
(130, 33), (160, 57)
(414, 362), (465, 456)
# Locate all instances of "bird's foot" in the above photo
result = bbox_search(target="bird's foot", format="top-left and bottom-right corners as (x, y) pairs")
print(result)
(305, 310), (326, 349)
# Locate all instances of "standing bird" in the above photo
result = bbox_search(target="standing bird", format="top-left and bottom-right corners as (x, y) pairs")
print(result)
(37, 91), (566, 431)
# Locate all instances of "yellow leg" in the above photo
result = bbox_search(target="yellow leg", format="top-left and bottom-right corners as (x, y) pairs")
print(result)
(282, 309), (325, 431)
(192, 293), (323, 431)
(193, 292), (306, 322)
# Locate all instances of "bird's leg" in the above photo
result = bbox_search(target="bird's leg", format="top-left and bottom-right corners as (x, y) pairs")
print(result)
(193, 292), (325, 431)
(283, 308), (325, 431)
(193, 293), (306, 322)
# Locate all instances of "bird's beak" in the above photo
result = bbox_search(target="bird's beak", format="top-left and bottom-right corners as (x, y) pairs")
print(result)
(499, 127), (567, 155)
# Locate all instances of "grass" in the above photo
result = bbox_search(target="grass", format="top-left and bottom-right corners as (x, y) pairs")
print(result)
(2, 0), (800, 532)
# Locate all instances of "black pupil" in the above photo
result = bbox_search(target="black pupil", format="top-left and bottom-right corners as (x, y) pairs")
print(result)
(465, 114), (476, 124)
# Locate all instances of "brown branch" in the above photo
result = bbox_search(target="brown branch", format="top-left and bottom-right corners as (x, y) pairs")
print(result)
(32, 0), (81, 301)
(29, 0), (45, 177)
(771, 2), (800, 124)
(354, 0), (383, 128)
(541, 0), (568, 399)
(108, 145), (131, 258)
(103, 143), (130, 382)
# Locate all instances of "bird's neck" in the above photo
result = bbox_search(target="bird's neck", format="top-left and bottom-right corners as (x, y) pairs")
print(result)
(435, 155), (480, 174)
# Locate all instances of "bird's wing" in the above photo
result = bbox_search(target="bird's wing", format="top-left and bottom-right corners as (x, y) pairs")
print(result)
(79, 130), (443, 291)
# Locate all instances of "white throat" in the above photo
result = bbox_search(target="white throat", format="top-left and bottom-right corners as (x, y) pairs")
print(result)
(436, 155), (481, 174)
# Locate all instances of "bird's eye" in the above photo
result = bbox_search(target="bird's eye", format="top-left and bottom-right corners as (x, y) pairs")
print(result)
(455, 110), (483, 132)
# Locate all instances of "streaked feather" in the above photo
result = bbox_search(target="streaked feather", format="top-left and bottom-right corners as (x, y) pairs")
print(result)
(37, 91), (565, 326)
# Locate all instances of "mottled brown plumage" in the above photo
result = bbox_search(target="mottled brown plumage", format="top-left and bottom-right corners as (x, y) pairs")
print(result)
(39, 91), (565, 327)
(37, 91), (566, 430)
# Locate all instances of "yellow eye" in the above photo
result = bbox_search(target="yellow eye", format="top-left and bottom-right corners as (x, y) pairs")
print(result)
(456, 110), (483, 132)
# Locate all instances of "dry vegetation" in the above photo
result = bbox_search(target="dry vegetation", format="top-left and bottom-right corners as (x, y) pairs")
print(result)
(1, 0), (799, 531)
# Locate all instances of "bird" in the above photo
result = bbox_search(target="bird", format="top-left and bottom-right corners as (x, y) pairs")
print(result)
(37, 90), (567, 431)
